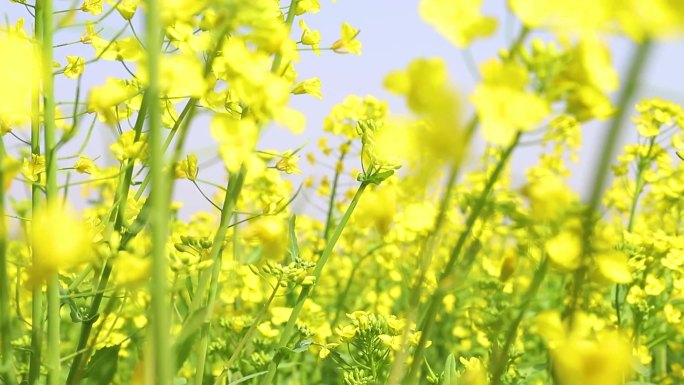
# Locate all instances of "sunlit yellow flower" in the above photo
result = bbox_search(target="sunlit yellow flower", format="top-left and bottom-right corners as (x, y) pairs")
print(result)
(299, 20), (321, 55)
(332, 23), (362, 55)
(275, 151), (302, 174)
(81, 0), (103, 15)
(296, 0), (320, 15)
(292, 77), (323, 99)
(175, 154), (198, 181)
(110, 130), (148, 162)
(87, 77), (140, 125)
(74, 155), (98, 174)
(63, 56), (85, 79)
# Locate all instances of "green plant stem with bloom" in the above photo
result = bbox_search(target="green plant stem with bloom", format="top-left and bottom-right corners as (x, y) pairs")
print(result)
(212, 276), (283, 385)
(322, 141), (351, 241)
(133, 20), (232, 203)
(193, 166), (246, 385)
(65, 96), (150, 385)
(568, 39), (653, 326)
(387, 33), (527, 383)
(405, 133), (522, 385)
(145, 0), (172, 384)
(614, 136), (656, 326)
(260, 181), (368, 385)
(490, 255), (549, 385)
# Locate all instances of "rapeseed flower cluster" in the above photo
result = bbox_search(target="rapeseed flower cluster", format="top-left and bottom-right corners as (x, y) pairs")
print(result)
(0, 1), (683, 385)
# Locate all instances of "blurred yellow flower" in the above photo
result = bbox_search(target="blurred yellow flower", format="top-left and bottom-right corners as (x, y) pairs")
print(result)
(471, 59), (550, 145)
(31, 205), (91, 282)
(420, 0), (497, 48)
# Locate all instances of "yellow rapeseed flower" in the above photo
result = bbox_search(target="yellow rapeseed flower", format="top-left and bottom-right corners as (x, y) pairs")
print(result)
(63, 56), (85, 79)
(471, 59), (550, 145)
(332, 23), (362, 55)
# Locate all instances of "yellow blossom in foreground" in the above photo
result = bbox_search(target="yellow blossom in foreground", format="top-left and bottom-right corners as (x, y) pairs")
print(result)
(545, 231), (582, 271)
(0, 22), (39, 133)
(535, 311), (633, 385)
(210, 114), (259, 173)
(420, 0), (497, 48)
(31, 205), (90, 282)
(87, 77), (139, 125)
(471, 59), (550, 145)
(137, 54), (207, 98)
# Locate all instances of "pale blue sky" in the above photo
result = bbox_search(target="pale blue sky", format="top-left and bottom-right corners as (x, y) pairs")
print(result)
(4, 0), (684, 218)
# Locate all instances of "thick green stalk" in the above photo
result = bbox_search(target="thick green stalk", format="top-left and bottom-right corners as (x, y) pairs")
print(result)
(39, 0), (61, 384)
(568, 40), (652, 324)
(0, 139), (17, 385)
(145, 0), (171, 384)
(405, 133), (521, 384)
(28, 2), (45, 383)
(260, 182), (368, 385)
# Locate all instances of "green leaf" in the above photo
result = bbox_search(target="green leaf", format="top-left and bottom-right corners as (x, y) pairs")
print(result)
(292, 339), (313, 353)
(82, 345), (120, 385)
(288, 214), (300, 263)
(173, 308), (208, 370)
(442, 354), (458, 385)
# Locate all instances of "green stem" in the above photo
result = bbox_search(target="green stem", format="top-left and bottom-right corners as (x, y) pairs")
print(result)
(614, 136), (655, 326)
(28, 2), (45, 384)
(405, 133), (521, 384)
(191, 166), (246, 384)
(322, 143), (350, 241)
(260, 182), (368, 385)
(490, 257), (549, 385)
(569, 39), (652, 325)
(145, 0), (171, 384)
(212, 277), (282, 385)
(40, 0), (61, 384)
